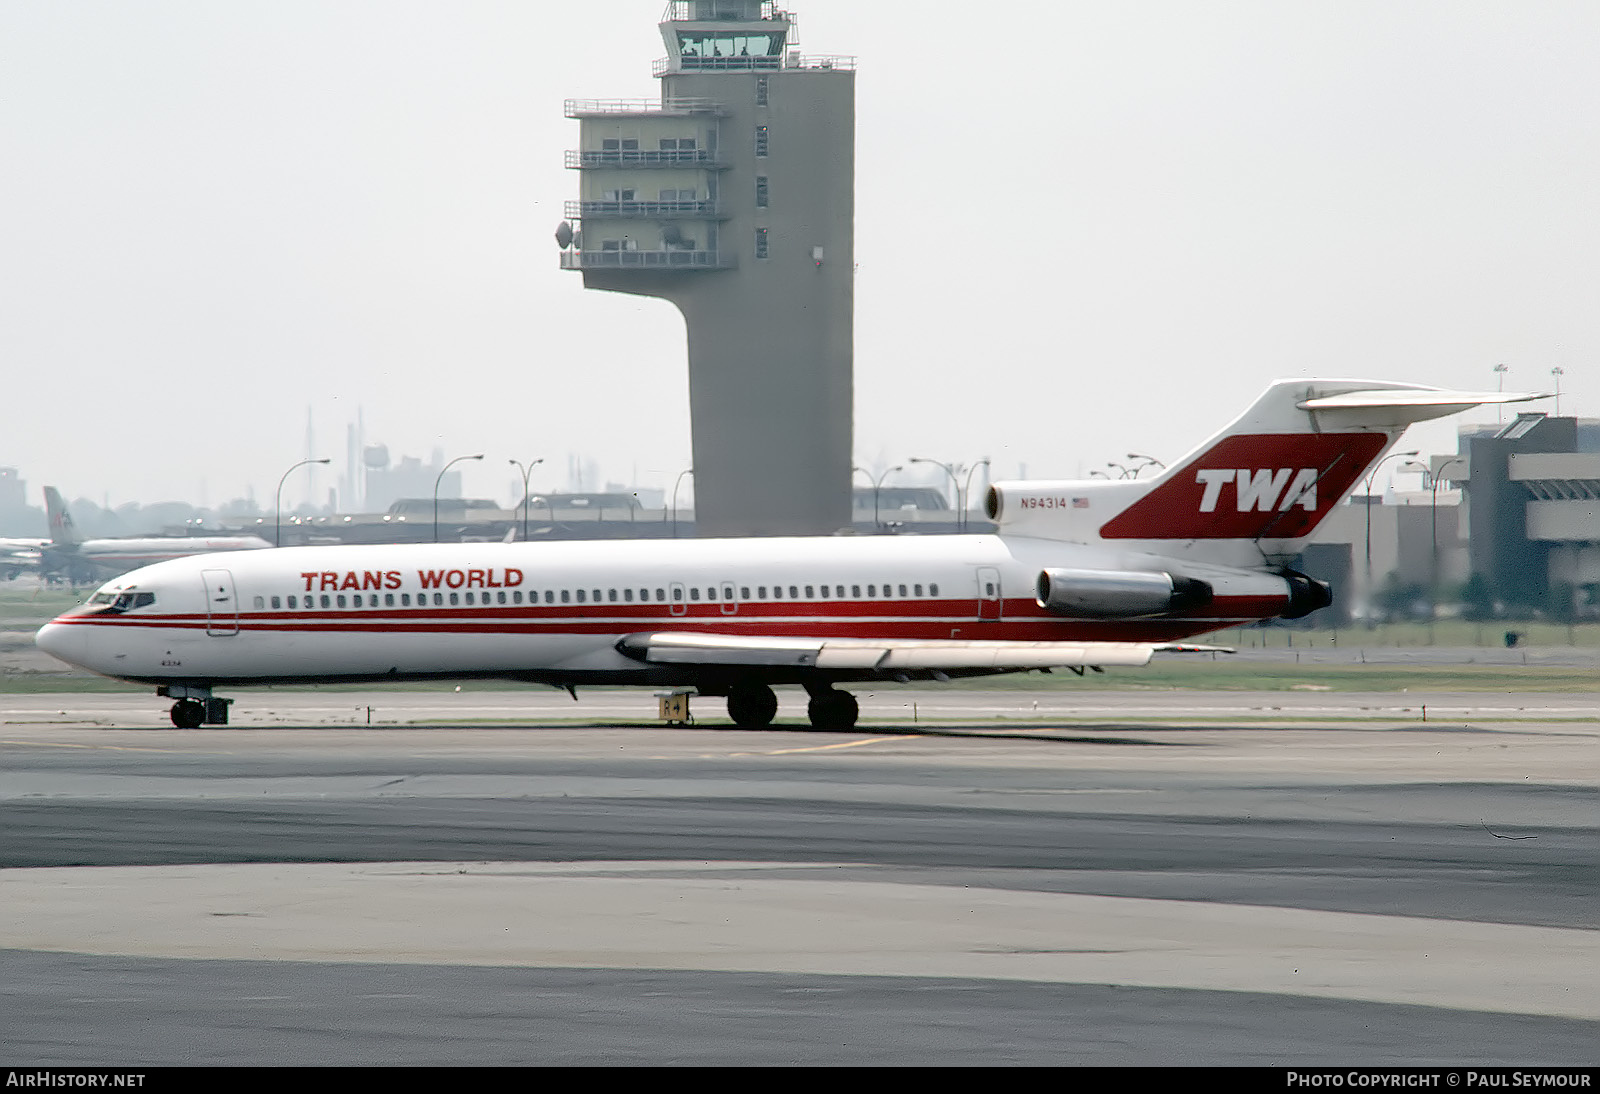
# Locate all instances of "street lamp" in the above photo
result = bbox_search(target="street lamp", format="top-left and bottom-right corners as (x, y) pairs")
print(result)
(962, 459), (990, 527)
(911, 457), (963, 531)
(870, 465), (905, 530)
(507, 458), (544, 542)
(670, 468), (694, 539)
(1551, 366), (1565, 416)
(1128, 453), (1165, 478)
(275, 458), (330, 547)
(434, 454), (484, 543)
(1493, 364), (1510, 424)
(1429, 458), (1467, 631)
(1361, 448), (1418, 624)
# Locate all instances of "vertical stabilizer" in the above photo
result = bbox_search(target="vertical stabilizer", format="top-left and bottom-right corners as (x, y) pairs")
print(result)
(43, 487), (79, 547)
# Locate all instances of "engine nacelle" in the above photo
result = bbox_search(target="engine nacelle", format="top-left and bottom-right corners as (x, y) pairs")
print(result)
(1281, 570), (1333, 619)
(1036, 568), (1214, 619)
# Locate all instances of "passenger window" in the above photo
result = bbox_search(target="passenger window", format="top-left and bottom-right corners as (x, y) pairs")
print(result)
(690, 588), (700, 600)
(915, 584), (924, 596)
(513, 591), (523, 604)
(253, 597), (265, 610)
(336, 595), (346, 608)
(576, 590), (585, 603)
(268, 597), (279, 610)
(655, 589), (665, 601)
(321, 595), (332, 609)
(835, 585), (844, 598)
(287, 596), (297, 609)
(930, 583), (939, 597)
(899, 585), (908, 597)
(624, 588), (634, 602)
(497, 591), (506, 605)
(608, 589), (618, 602)
(434, 593), (444, 606)
(819, 585), (829, 598)
(465, 593), (475, 605)
(772, 586), (782, 599)
(740, 587), (750, 599)
(450, 593), (460, 606)
(805, 586), (814, 598)
(789, 586), (798, 599)
(851, 585), (860, 598)
(867, 585), (875, 597)
(707, 587), (717, 601)
(402, 594), (411, 606)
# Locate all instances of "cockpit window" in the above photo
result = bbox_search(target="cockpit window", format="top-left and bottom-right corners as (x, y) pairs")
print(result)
(92, 591), (155, 613)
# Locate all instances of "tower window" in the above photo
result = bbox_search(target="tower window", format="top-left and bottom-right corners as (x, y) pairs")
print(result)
(755, 227), (768, 259)
(755, 176), (769, 209)
(755, 125), (769, 157)
(756, 76), (769, 106)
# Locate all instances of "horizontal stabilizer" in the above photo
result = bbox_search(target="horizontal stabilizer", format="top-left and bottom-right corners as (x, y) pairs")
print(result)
(617, 631), (1183, 671)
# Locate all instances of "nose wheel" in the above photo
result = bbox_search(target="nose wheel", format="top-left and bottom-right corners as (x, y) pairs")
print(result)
(170, 699), (205, 729)
(806, 688), (859, 731)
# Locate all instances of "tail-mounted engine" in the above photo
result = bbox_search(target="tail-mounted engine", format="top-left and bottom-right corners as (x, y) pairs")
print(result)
(1036, 568), (1214, 619)
(1280, 570), (1333, 619)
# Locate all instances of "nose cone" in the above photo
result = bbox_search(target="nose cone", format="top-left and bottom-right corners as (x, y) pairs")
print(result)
(35, 621), (91, 672)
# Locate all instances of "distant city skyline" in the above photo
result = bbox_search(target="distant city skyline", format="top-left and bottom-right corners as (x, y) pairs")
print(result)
(3, 1), (1595, 506)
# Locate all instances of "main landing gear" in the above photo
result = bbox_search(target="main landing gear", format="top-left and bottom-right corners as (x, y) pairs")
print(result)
(805, 686), (859, 731)
(721, 683), (860, 730)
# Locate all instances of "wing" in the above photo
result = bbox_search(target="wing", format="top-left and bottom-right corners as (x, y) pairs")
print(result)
(617, 631), (1227, 672)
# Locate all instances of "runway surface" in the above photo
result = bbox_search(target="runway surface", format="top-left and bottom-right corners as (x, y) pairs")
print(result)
(2, 688), (1597, 1065)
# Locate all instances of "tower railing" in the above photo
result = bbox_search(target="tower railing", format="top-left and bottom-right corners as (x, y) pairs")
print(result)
(653, 53), (854, 76)
(561, 249), (734, 271)
(565, 199), (726, 220)
(566, 149), (726, 169)
(662, 2), (790, 23)
(564, 98), (728, 118)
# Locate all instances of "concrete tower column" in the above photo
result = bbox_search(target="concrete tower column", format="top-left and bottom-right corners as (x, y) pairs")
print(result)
(559, 2), (855, 538)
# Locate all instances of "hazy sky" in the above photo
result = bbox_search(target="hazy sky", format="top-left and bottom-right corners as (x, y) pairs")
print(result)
(3, 0), (1597, 511)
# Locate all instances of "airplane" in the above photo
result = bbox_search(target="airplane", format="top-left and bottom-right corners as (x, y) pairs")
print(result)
(36, 486), (272, 583)
(35, 379), (1539, 730)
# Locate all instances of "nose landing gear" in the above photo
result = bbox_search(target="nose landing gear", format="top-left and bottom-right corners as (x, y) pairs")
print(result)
(157, 686), (232, 728)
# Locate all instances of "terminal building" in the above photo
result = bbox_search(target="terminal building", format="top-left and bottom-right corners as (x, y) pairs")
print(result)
(558, 1), (855, 538)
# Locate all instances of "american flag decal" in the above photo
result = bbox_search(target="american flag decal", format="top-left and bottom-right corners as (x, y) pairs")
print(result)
(1072, 497), (1090, 509)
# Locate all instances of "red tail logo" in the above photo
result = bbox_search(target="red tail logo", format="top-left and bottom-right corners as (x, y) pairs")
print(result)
(1099, 433), (1387, 540)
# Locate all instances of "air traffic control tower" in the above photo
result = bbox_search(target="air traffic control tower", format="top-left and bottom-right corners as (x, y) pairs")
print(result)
(559, 2), (855, 537)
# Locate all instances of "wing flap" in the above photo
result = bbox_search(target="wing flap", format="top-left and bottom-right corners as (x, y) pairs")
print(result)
(617, 632), (1180, 671)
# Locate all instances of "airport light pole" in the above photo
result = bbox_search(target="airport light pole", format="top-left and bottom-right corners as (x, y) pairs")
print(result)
(1361, 448), (1418, 625)
(1551, 366), (1565, 416)
(434, 454), (484, 544)
(1493, 364), (1510, 424)
(871, 465), (904, 531)
(275, 458), (330, 548)
(508, 458), (544, 542)
(1429, 458), (1467, 633)
(962, 459), (990, 528)
(1128, 453), (1165, 478)
(670, 468), (694, 539)
(911, 458), (963, 532)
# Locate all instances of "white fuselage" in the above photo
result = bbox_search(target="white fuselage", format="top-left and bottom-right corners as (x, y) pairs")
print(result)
(36, 535), (1293, 688)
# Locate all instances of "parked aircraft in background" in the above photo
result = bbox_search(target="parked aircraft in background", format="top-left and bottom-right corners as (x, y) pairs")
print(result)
(32, 487), (271, 584)
(36, 380), (1541, 729)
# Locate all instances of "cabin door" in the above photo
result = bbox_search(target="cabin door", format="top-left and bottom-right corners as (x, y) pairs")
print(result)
(202, 569), (239, 636)
(976, 567), (1002, 622)
(719, 580), (738, 615)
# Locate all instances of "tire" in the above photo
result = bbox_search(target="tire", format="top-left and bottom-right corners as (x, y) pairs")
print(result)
(727, 683), (779, 729)
(806, 689), (859, 731)
(170, 700), (205, 729)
